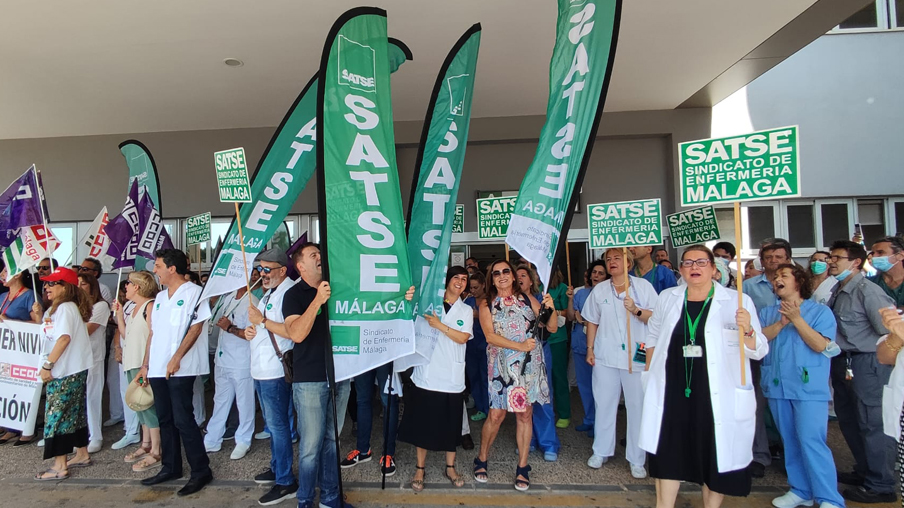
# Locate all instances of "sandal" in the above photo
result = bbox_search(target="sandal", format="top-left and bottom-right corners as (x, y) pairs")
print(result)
(67, 458), (93, 469)
(132, 453), (162, 473)
(13, 435), (36, 447)
(35, 468), (69, 481)
(411, 465), (425, 492)
(124, 443), (152, 463)
(0, 431), (19, 444)
(444, 465), (465, 488)
(514, 464), (531, 492)
(473, 457), (488, 483)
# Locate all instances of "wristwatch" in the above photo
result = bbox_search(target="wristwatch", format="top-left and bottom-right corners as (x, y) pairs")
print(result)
(261, 316), (268, 327)
(42, 360), (55, 370)
(635, 309), (642, 317)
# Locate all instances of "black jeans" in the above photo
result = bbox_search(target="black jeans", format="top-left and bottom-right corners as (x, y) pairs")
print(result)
(150, 376), (211, 480)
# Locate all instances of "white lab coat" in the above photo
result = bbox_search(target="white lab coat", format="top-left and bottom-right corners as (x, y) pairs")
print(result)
(639, 283), (768, 473)
(881, 335), (904, 441)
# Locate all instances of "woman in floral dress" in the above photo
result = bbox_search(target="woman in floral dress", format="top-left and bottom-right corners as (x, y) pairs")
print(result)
(473, 260), (557, 492)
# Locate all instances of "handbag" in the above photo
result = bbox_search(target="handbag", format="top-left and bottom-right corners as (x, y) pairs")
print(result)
(267, 329), (294, 383)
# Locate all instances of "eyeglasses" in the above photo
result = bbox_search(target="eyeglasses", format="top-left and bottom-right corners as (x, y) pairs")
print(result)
(255, 266), (279, 274)
(680, 259), (712, 268)
(36, 265), (51, 271)
(828, 255), (851, 262)
(44, 281), (63, 287)
(77, 266), (96, 272)
(124, 280), (134, 286)
(491, 268), (512, 277)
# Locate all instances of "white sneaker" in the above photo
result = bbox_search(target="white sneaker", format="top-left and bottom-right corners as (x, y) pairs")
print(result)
(37, 439), (44, 447)
(587, 455), (607, 469)
(254, 431), (271, 440)
(205, 442), (221, 453)
(111, 433), (140, 450)
(230, 443), (250, 460)
(103, 417), (124, 428)
(630, 464), (648, 479)
(772, 491), (814, 508)
(87, 440), (103, 453)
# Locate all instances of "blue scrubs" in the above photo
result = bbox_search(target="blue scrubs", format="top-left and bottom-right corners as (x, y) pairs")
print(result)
(464, 296), (489, 415)
(571, 287), (595, 428)
(744, 273), (780, 312)
(760, 300), (844, 507)
(633, 263), (677, 294)
(530, 294), (560, 454)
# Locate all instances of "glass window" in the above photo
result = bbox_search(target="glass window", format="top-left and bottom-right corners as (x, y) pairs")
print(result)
(747, 206), (776, 249)
(821, 203), (851, 247)
(713, 208), (737, 248)
(838, 1), (881, 29)
(49, 224), (76, 267)
(895, 201), (904, 235)
(896, 0), (904, 28)
(858, 199), (886, 247)
(786, 204), (815, 249)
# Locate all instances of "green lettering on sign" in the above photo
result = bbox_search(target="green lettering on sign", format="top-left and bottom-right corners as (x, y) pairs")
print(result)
(587, 198), (662, 249)
(213, 147), (253, 203)
(185, 212), (212, 246)
(678, 126), (800, 206)
(476, 195), (517, 240)
(331, 325), (361, 355)
(666, 205), (721, 249)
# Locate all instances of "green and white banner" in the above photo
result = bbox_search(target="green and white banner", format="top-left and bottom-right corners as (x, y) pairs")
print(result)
(119, 140), (162, 271)
(477, 195), (517, 240)
(397, 24), (481, 372)
(679, 126), (800, 206)
(186, 212), (211, 246)
(666, 206), (721, 248)
(587, 198), (662, 249)
(318, 8), (415, 382)
(506, 0), (621, 289)
(200, 40), (412, 304)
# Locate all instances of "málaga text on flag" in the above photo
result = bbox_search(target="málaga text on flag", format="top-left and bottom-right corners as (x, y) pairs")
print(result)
(506, 0), (622, 290)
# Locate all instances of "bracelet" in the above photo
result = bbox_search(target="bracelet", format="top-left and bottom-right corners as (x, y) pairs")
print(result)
(41, 366), (51, 371)
(744, 329), (755, 338)
(887, 338), (904, 353)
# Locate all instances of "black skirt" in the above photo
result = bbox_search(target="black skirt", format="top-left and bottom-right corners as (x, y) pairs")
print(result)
(399, 383), (463, 452)
(648, 300), (751, 497)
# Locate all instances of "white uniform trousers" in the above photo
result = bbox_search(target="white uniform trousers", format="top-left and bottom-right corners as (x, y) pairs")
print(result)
(106, 352), (124, 421)
(117, 363), (139, 436)
(203, 366), (255, 447)
(86, 358), (105, 443)
(461, 401), (469, 436)
(193, 376), (206, 426)
(591, 363), (645, 466)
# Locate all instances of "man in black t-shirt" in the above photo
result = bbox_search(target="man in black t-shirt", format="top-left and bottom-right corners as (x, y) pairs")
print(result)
(280, 243), (350, 508)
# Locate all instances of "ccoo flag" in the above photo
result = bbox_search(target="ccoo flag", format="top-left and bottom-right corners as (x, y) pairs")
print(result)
(396, 24), (481, 372)
(200, 40), (412, 304)
(317, 8), (415, 382)
(506, 0), (621, 289)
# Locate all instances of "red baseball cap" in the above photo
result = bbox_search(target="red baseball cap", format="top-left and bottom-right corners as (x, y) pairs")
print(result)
(41, 267), (79, 286)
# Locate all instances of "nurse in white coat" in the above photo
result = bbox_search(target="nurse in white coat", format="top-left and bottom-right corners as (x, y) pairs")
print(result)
(582, 248), (657, 478)
(640, 245), (767, 508)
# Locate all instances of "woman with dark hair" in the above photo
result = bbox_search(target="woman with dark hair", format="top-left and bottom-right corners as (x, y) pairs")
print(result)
(808, 251), (836, 305)
(760, 263), (843, 508)
(78, 273), (111, 453)
(640, 245), (767, 508)
(400, 266), (473, 491)
(474, 260), (557, 491)
(0, 267), (41, 445)
(566, 260), (607, 438)
(464, 271), (489, 422)
(34, 267), (94, 480)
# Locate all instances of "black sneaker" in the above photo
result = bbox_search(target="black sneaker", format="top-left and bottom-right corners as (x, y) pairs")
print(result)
(748, 461), (765, 478)
(842, 486), (897, 504)
(254, 469), (276, 484)
(460, 434), (475, 450)
(258, 483), (298, 506)
(837, 471), (865, 486)
(340, 449), (372, 468)
(380, 455), (396, 477)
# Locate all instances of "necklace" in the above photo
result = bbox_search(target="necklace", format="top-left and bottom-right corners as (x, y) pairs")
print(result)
(683, 285), (714, 398)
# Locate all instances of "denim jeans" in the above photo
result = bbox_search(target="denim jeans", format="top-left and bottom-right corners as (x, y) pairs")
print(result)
(255, 378), (295, 487)
(353, 363), (398, 456)
(150, 376), (211, 480)
(293, 381), (340, 506)
(257, 381), (298, 441)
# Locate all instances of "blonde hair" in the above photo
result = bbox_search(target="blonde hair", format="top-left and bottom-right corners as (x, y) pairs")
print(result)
(128, 271), (159, 299)
(603, 248), (634, 270)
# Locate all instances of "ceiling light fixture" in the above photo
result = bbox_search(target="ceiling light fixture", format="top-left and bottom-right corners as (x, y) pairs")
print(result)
(223, 58), (244, 67)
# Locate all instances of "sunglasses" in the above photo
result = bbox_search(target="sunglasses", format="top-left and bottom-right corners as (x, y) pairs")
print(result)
(36, 266), (51, 271)
(125, 280), (134, 286)
(44, 280), (64, 287)
(77, 266), (96, 272)
(680, 259), (712, 268)
(491, 268), (512, 277)
(255, 266), (279, 274)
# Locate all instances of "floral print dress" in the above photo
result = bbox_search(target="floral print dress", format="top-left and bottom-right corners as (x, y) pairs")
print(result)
(487, 295), (550, 412)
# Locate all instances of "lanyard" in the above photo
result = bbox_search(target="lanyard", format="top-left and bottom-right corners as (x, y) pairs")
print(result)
(683, 284), (715, 398)
(0, 287), (26, 315)
(609, 279), (637, 348)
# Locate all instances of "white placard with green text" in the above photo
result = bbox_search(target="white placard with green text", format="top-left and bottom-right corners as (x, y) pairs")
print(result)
(477, 195), (517, 240)
(213, 148), (253, 203)
(679, 126), (800, 207)
(666, 206), (720, 248)
(587, 198), (662, 249)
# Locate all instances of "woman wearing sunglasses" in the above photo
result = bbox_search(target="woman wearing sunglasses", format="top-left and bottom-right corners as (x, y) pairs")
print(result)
(640, 245), (767, 508)
(473, 260), (557, 491)
(582, 248), (657, 478)
(0, 266), (41, 445)
(34, 267), (94, 481)
(113, 271), (162, 472)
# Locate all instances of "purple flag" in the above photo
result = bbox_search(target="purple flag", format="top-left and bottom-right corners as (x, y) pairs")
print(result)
(105, 179), (141, 269)
(0, 166), (44, 247)
(135, 190), (173, 259)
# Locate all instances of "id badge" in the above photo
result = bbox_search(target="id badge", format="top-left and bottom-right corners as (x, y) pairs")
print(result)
(683, 345), (703, 358)
(632, 342), (647, 364)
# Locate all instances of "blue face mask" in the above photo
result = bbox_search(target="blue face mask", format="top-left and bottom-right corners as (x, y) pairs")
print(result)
(810, 261), (828, 275)
(835, 269), (853, 281)
(871, 255), (898, 273)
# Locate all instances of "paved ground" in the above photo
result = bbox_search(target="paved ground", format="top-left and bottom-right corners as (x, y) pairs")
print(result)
(0, 388), (887, 507)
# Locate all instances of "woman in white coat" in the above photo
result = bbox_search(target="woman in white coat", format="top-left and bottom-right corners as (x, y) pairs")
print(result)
(640, 245), (767, 508)
(582, 248), (657, 478)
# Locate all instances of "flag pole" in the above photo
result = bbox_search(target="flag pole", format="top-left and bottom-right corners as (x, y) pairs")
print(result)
(565, 241), (572, 287)
(624, 247), (632, 374)
(233, 202), (252, 306)
(734, 201), (746, 385)
(34, 168), (55, 261)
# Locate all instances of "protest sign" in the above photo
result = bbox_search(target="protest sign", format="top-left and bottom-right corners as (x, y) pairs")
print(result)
(666, 206), (721, 248)
(452, 204), (464, 234)
(587, 198), (662, 249)
(477, 195), (517, 240)
(679, 126), (799, 207)
(214, 148), (253, 203)
(186, 212), (211, 246)
(0, 320), (43, 435)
